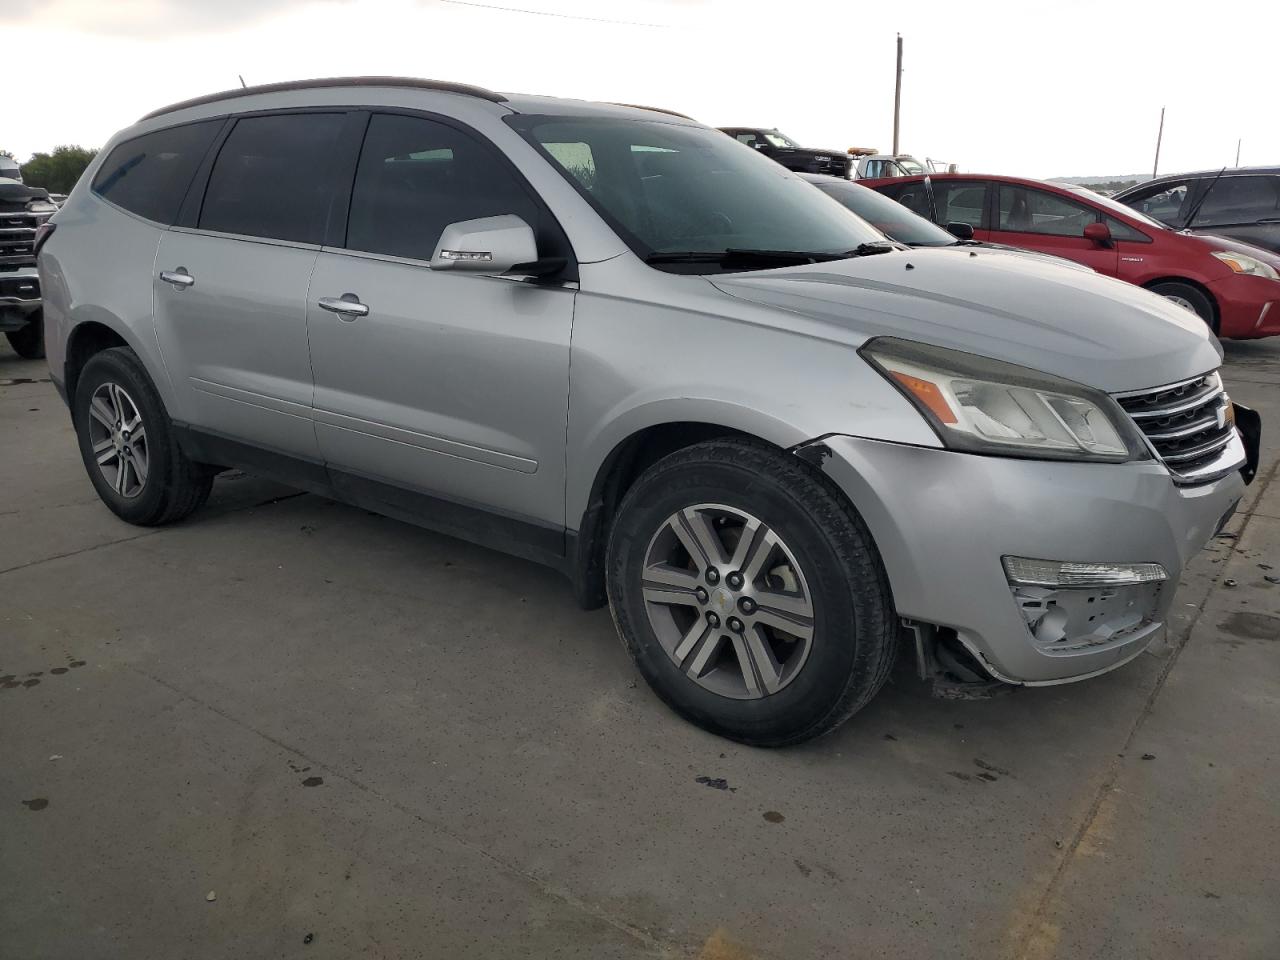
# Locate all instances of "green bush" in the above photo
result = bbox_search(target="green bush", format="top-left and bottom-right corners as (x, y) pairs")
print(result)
(21, 145), (99, 194)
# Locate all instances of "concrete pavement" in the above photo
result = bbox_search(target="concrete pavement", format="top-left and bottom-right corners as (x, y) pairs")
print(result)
(2, 337), (1277, 959)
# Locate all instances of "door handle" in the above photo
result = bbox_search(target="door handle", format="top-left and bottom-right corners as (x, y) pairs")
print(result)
(317, 294), (369, 320)
(159, 268), (195, 289)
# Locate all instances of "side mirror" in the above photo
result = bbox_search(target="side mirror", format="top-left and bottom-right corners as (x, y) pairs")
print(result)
(946, 222), (975, 240)
(430, 215), (537, 273)
(1083, 221), (1113, 247)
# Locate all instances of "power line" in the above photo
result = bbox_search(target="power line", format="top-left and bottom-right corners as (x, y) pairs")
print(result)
(439, 0), (668, 27)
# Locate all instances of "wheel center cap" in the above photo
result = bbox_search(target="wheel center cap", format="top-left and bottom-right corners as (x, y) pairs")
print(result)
(712, 588), (733, 612)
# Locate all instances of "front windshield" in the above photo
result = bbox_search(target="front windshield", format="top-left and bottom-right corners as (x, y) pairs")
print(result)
(763, 130), (799, 149)
(510, 116), (887, 270)
(897, 157), (926, 175)
(1064, 184), (1168, 230)
(815, 180), (956, 246)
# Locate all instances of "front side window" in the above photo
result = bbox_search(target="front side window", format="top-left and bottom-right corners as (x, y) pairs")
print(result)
(1192, 175), (1280, 227)
(762, 131), (798, 149)
(345, 113), (542, 262)
(997, 185), (1095, 236)
(510, 116), (884, 271)
(199, 113), (345, 244)
(92, 120), (222, 224)
(932, 181), (987, 228)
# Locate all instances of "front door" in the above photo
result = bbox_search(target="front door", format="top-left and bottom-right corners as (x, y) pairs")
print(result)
(306, 112), (575, 533)
(152, 111), (348, 458)
(987, 183), (1118, 275)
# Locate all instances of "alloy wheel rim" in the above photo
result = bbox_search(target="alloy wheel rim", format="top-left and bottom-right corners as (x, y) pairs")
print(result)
(1163, 294), (1196, 314)
(641, 503), (815, 700)
(87, 382), (149, 499)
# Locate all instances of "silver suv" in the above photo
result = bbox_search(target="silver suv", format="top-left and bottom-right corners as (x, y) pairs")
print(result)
(39, 78), (1259, 745)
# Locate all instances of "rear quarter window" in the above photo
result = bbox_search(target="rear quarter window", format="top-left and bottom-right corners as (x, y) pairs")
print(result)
(91, 121), (222, 224)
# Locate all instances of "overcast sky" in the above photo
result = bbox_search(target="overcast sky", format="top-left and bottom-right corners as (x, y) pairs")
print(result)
(6, 0), (1277, 179)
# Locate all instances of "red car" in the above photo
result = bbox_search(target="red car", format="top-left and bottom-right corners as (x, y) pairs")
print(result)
(862, 173), (1280, 339)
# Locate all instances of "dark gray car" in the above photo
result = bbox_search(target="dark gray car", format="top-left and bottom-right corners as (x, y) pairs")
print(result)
(1115, 168), (1280, 255)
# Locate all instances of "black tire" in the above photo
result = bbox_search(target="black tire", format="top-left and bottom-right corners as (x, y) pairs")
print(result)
(5, 311), (45, 359)
(607, 439), (897, 746)
(1149, 281), (1216, 332)
(73, 347), (213, 526)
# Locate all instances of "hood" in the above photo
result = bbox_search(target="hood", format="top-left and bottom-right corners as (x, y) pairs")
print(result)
(0, 178), (49, 202)
(710, 247), (1222, 393)
(950, 241), (1093, 271)
(1185, 231), (1280, 268)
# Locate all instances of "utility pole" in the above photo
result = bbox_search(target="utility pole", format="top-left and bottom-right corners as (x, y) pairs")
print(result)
(1152, 106), (1165, 178)
(892, 34), (903, 156)
(1235, 138), (1241, 167)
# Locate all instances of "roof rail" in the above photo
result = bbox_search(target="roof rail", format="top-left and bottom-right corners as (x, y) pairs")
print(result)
(609, 103), (696, 121)
(139, 76), (507, 122)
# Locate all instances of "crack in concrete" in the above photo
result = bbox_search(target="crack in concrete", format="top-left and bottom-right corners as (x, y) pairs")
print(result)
(0, 530), (162, 578)
(1012, 456), (1280, 959)
(131, 665), (682, 959)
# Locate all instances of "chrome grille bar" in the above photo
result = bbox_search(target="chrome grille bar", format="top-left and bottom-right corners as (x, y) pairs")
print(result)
(1114, 371), (1245, 485)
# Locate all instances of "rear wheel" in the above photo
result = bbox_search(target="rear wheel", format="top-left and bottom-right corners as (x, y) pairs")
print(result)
(5, 311), (45, 359)
(73, 347), (213, 526)
(606, 440), (897, 746)
(1149, 281), (1216, 331)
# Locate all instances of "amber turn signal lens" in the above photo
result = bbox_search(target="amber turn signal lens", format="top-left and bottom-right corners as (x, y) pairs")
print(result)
(890, 371), (958, 424)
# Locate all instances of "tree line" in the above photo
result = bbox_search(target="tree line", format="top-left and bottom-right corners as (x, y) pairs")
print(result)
(0, 146), (99, 194)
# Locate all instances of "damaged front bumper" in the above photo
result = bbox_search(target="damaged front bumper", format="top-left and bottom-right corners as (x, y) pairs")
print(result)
(808, 434), (1249, 684)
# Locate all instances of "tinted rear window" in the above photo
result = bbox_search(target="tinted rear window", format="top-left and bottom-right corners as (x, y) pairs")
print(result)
(199, 113), (345, 244)
(91, 121), (221, 224)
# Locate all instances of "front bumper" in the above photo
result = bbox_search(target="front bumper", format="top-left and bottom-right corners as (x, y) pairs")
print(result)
(1208, 273), (1280, 339)
(815, 436), (1249, 684)
(0, 267), (41, 329)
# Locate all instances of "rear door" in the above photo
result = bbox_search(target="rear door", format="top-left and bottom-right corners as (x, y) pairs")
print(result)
(987, 183), (1118, 274)
(305, 111), (576, 535)
(1189, 175), (1280, 253)
(153, 111), (347, 458)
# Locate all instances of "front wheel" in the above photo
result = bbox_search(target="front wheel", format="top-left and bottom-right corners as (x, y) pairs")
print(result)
(5, 311), (45, 359)
(1149, 281), (1216, 331)
(73, 347), (213, 526)
(606, 440), (897, 746)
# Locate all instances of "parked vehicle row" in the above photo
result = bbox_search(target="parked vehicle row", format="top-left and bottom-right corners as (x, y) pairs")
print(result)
(0, 174), (56, 358)
(37, 78), (1260, 745)
(863, 173), (1280, 339)
(716, 126), (855, 178)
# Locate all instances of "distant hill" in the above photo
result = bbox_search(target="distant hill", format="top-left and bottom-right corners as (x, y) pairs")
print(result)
(1049, 174), (1150, 185)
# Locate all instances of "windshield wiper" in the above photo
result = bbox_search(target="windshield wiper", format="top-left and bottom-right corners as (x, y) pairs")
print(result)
(1180, 167), (1226, 231)
(644, 243), (903, 269)
(645, 248), (851, 266)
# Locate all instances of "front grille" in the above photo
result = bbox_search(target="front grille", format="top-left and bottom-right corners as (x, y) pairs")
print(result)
(1115, 372), (1241, 484)
(0, 211), (40, 267)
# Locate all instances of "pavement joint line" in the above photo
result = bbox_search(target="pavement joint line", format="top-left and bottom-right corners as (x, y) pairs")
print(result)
(0, 490), (312, 579)
(1012, 455), (1280, 959)
(130, 665), (684, 960)
(0, 529), (163, 578)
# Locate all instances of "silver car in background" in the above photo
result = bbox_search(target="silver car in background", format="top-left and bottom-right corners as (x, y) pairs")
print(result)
(38, 77), (1259, 745)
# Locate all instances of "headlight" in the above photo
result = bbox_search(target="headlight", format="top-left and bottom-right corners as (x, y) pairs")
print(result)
(861, 338), (1149, 462)
(26, 200), (58, 214)
(1212, 251), (1279, 280)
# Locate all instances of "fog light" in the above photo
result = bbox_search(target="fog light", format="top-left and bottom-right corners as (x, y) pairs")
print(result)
(1002, 556), (1167, 588)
